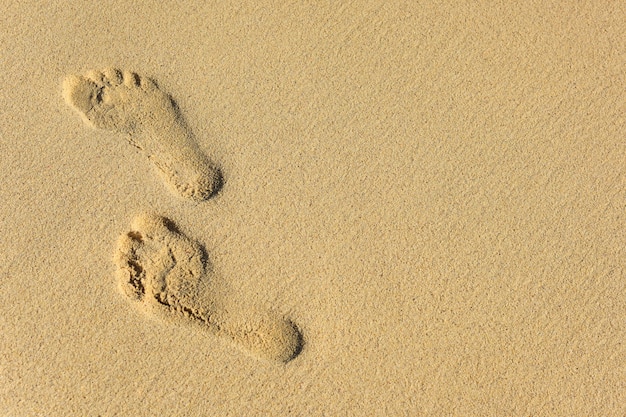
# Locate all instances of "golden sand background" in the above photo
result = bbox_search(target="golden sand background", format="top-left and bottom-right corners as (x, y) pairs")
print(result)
(1, 1), (624, 415)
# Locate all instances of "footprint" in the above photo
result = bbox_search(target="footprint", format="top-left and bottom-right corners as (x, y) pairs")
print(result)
(62, 68), (222, 201)
(115, 214), (303, 363)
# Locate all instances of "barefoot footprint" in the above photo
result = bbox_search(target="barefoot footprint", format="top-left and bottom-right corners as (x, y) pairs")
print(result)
(115, 214), (303, 363)
(62, 68), (222, 201)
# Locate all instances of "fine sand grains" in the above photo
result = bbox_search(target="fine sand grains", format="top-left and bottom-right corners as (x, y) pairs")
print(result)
(62, 68), (222, 201)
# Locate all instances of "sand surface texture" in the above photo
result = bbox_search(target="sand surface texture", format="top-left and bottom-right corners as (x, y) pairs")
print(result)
(1, 1), (625, 416)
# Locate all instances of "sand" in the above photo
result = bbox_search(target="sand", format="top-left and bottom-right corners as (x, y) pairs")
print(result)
(1, 1), (624, 416)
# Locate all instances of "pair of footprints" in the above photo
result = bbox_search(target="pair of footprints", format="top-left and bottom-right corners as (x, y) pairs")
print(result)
(63, 68), (302, 363)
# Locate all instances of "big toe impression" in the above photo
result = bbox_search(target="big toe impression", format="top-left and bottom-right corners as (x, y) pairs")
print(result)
(63, 75), (98, 114)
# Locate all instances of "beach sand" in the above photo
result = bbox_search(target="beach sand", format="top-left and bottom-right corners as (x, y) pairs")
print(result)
(1, 1), (624, 416)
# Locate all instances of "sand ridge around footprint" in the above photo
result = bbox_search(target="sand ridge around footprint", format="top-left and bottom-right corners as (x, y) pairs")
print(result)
(115, 214), (303, 363)
(62, 68), (222, 201)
